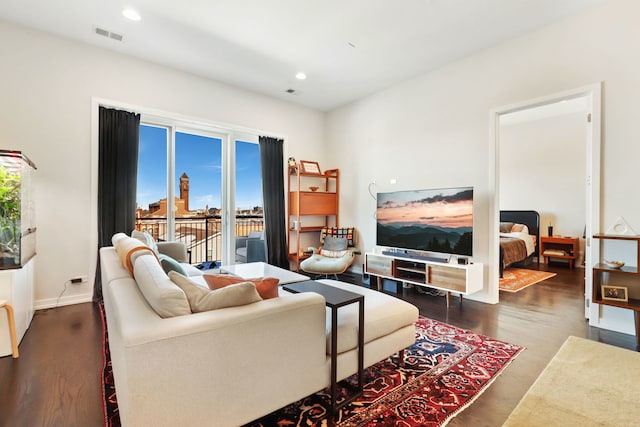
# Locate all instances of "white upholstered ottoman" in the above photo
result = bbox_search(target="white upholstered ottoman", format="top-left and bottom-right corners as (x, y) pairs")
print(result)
(281, 279), (419, 382)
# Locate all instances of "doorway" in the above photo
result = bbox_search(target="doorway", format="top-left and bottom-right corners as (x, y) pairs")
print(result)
(489, 83), (602, 316)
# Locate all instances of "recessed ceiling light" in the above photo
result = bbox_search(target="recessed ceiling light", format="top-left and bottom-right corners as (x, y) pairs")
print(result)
(122, 8), (141, 21)
(295, 72), (307, 80)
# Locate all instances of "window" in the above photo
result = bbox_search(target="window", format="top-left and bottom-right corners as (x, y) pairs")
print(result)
(136, 121), (263, 265)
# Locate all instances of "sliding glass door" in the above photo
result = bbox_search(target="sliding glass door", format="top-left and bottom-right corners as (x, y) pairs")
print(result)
(136, 122), (262, 266)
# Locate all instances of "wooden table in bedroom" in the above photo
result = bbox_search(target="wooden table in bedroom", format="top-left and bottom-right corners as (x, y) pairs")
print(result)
(540, 236), (579, 270)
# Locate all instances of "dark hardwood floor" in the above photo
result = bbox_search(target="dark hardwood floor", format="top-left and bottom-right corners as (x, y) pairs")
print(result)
(0, 262), (636, 427)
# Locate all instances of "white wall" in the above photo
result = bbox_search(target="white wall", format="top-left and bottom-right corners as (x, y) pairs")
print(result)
(326, 0), (640, 323)
(500, 110), (587, 264)
(0, 21), (325, 308)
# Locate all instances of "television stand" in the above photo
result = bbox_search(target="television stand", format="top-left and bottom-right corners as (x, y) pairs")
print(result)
(381, 250), (448, 263)
(365, 252), (483, 307)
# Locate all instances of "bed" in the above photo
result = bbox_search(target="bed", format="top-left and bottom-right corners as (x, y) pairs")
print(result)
(499, 210), (540, 278)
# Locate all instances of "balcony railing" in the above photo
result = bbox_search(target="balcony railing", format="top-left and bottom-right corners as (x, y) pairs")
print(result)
(135, 215), (264, 265)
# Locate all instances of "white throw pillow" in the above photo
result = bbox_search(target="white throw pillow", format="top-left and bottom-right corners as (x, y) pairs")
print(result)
(133, 254), (191, 318)
(169, 271), (262, 312)
(131, 230), (159, 254)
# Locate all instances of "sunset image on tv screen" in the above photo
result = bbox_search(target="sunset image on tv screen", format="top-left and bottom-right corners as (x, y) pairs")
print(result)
(376, 187), (473, 256)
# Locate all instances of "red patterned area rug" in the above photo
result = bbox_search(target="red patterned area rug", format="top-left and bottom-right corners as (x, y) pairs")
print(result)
(99, 303), (120, 427)
(499, 268), (557, 293)
(100, 305), (523, 427)
(246, 317), (523, 426)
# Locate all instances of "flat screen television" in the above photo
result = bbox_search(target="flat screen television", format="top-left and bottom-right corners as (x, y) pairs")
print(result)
(376, 187), (473, 256)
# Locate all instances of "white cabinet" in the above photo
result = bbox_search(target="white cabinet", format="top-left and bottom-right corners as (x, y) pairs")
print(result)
(365, 252), (482, 307)
(0, 257), (34, 356)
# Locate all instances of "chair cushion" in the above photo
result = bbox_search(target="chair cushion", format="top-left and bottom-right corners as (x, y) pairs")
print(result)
(320, 249), (349, 258)
(300, 252), (353, 274)
(169, 272), (262, 312)
(323, 236), (347, 251)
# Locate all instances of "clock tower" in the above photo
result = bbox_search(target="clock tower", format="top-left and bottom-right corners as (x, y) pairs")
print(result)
(179, 172), (190, 211)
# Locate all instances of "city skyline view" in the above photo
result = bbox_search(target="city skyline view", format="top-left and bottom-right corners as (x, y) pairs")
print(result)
(137, 125), (263, 213)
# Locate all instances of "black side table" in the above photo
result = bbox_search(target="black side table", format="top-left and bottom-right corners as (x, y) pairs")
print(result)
(283, 280), (365, 416)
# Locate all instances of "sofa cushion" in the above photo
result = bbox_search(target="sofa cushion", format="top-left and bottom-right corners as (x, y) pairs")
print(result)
(115, 236), (158, 275)
(203, 274), (280, 299)
(169, 272), (262, 311)
(182, 263), (204, 277)
(158, 253), (188, 276)
(133, 254), (191, 318)
(132, 230), (159, 254)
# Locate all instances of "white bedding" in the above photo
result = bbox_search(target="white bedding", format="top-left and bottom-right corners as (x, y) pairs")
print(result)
(500, 231), (535, 256)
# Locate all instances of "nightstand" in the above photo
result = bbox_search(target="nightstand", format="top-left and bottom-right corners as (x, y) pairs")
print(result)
(540, 236), (579, 270)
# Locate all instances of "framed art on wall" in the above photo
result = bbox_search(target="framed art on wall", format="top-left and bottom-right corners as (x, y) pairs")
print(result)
(300, 160), (321, 175)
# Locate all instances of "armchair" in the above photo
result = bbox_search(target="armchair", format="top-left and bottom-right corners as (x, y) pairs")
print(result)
(300, 227), (357, 279)
(235, 230), (266, 263)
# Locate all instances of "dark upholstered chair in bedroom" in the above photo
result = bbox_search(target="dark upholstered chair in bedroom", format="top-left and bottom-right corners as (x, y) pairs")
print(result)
(300, 227), (357, 279)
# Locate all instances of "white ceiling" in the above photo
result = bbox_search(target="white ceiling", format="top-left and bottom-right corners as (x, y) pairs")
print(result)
(0, 0), (605, 111)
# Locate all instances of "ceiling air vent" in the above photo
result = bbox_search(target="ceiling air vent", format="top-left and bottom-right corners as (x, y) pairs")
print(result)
(94, 27), (123, 42)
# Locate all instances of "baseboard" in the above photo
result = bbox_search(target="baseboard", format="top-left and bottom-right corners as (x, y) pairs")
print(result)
(35, 293), (93, 310)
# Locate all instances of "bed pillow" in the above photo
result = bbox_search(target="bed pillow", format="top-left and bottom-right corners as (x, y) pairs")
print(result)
(169, 272), (262, 312)
(499, 222), (514, 233)
(511, 223), (530, 234)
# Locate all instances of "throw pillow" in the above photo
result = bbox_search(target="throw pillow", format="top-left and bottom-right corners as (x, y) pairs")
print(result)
(320, 227), (355, 247)
(131, 230), (159, 254)
(323, 236), (348, 251)
(158, 253), (188, 276)
(115, 236), (157, 275)
(203, 274), (280, 299)
(169, 272), (262, 312)
(133, 254), (191, 318)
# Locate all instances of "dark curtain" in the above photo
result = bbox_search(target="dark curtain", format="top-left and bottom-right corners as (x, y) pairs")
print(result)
(259, 136), (288, 269)
(94, 107), (141, 301)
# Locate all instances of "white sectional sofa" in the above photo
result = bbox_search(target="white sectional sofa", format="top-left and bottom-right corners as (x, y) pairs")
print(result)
(100, 233), (418, 426)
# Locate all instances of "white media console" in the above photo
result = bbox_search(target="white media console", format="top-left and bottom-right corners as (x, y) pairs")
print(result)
(364, 251), (483, 307)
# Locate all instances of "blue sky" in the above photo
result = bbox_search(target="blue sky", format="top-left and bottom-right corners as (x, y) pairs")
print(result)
(137, 125), (263, 211)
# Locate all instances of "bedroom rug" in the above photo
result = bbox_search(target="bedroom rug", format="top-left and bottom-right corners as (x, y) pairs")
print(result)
(503, 336), (640, 426)
(100, 306), (523, 427)
(499, 268), (556, 292)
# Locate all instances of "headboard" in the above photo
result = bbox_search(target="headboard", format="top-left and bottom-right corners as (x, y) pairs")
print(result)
(500, 210), (540, 258)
